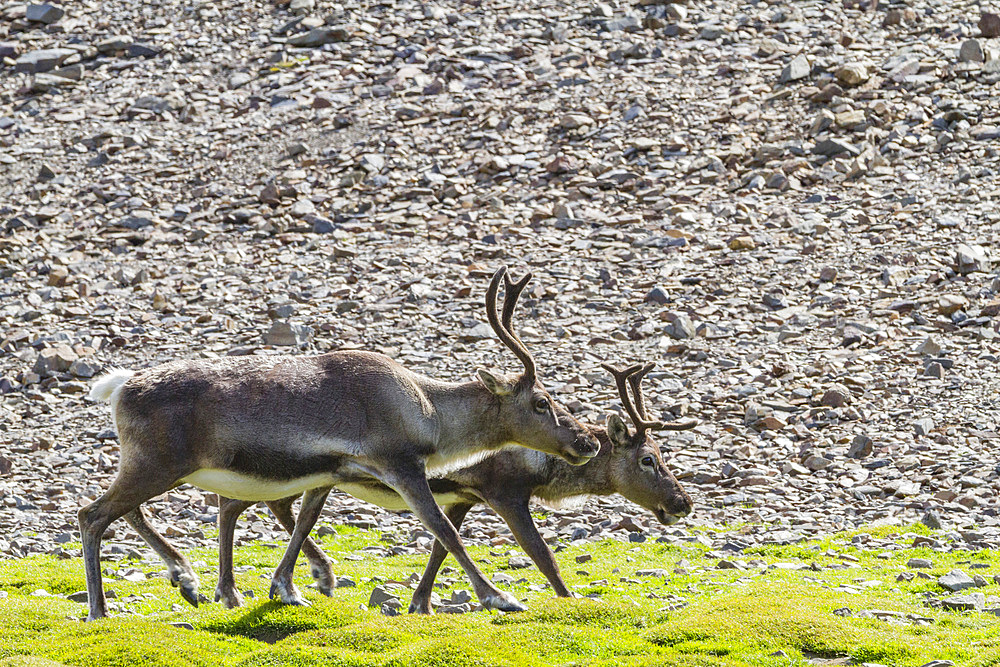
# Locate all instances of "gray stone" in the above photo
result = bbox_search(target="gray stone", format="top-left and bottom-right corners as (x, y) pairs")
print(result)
(127, 43), (160, 58)
(820, 384), (851, 408)
(508, 556), (532, 569)
(15, 48), (75, 74)
(779, 55), (810, 82)
(380, 600), (402, 616)
(334, 577), (356, 588)
(941, 592), (984, 611)
(907, 558), (932, 569)
(115, 214), (155, 230)
(69, 359), (100, 378)
(959, 40), (985, 64)
(914, 418), (934, 436)
(938, 570), (975, 592)
(603, 16), (642, 32)
(229, 72), (252, 89)
(924, 362), (945, 379)
(665, 314), (696, 339)
(916, 337), (942, 356)
(310, 216), (336, 234)
(287, 27), (351, 47)
(263, 321), (314, 347)
(33, 345), (78, 374)
(955, 244), (990, 274)
(645, 287), (669, 305)
(368, 585), (400, 607)
(96, 36), (131, 53)
(847, 435), (873, 459)
(635, 568), (670, 578)
(25, 4), (65, 24)
(67, 590), (89, 603)
(981, 12), (1000, 37)
(804, 455), (831, 471)
(812, 139), (860, 157)
(289, 0), (315, 14)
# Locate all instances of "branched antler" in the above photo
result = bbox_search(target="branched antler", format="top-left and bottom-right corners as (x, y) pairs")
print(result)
(603, 362), (697, 434)
(486, 266), (536, 382)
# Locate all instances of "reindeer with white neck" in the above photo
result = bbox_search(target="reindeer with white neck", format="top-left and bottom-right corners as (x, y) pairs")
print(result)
(82, 267), (599, 621)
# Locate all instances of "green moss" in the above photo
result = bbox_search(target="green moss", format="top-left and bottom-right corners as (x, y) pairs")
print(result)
(2, 524), (1000, 666)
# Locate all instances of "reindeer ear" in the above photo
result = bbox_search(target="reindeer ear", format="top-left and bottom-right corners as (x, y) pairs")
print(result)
(477, 369), (514, 396)
(606, 413), (632, 449)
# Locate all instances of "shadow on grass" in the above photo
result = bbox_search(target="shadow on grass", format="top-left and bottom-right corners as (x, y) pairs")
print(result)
(196, 599), (363, 645)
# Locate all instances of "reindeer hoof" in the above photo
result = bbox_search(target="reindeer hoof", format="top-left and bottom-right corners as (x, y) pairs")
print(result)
(270, 580), (309, 606)
(215, 586), (244, 609)
(169, 569), (200, 607)
(408, 598), (433, 615)
(481, 592), (526, 613)
(310, 565), (334, 597)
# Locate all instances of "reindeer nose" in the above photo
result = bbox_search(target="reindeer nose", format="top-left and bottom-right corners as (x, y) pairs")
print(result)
(575, 432), (600, 457)
(669, 497), (693, 518)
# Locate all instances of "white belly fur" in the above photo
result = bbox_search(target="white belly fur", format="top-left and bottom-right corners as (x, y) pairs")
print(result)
(425, 442), (515, 477)
(180, 469), (338, 501)
(335, 482), (467, 512)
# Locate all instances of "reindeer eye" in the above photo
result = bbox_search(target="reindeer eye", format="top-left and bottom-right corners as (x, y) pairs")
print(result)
(641, 456), (655, 467)
(534, 398), (550, 413)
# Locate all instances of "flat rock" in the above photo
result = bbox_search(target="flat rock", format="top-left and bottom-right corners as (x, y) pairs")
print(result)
(939, 570), (975, 592)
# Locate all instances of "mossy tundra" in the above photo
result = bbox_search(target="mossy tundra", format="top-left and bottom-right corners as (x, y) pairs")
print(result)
(1, 524), (998, 666)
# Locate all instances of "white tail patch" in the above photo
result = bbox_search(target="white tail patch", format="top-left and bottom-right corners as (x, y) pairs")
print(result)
(88, 369), (134, 403)
(89, 369), (135, 433)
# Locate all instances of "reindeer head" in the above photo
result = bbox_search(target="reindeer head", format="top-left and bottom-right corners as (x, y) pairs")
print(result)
(601, 362), (694, 525)
(477, 267), (600, 466)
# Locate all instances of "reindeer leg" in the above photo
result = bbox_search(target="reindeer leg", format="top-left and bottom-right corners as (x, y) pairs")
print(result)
(409, 502), (474, 614)
(382, 464), (525, 613)
(489, 497), (572, 598)
(266, 495), (335, 596)
(79, 469), (180, 621)
(122, 506), (200, 607)
(215, 496), (254, 608)
(268, 486), (331, 606)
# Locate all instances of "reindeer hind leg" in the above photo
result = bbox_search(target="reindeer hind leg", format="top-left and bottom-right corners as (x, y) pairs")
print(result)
(79, 468), (181, 621)
(123, 506), (200, 607)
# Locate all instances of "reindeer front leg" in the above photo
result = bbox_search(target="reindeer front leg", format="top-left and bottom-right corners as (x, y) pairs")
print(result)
(409, 502), (475, 614)
(268, 486), (332, 606)
(382, 462), (525, 612)
(488, 496), (572, 598)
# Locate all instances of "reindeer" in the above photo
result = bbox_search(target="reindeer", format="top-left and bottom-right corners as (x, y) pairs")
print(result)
(81, 267), (600, 621)
(206, 362), (694, 613)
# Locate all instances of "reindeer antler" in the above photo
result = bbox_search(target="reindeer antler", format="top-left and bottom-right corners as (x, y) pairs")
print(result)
(627, 362), (656, 420)
(601, 362), (660, 435)
(622, 362), (698, 432)
(486, 266), (536, 383)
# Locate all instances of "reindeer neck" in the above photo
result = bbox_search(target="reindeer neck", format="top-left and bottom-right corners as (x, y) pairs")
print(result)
(420, 378), (509, 452)
(536, 435), (616, 501)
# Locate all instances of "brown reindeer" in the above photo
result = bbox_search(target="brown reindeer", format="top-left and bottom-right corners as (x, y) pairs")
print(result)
(206, 361), (694, 612)
(82, 267), (599, 621)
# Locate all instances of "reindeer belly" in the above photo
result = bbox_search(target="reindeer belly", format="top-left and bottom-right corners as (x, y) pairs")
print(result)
(335, 481), (473, 512)
(180, 469), (338, 501)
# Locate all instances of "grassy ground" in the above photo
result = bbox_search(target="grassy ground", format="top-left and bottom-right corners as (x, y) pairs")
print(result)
(1, 524), (999, 666)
